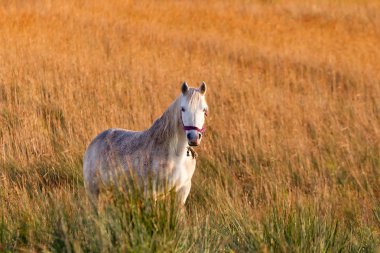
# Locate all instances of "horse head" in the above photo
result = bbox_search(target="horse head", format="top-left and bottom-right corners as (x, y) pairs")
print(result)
(179, 81), (208, 146)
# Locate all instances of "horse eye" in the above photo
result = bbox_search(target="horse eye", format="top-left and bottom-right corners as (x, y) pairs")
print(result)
(181, 107), (185, 112)
(204, 109), (208, 116)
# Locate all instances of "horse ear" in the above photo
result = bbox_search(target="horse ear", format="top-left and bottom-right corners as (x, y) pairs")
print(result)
(181, 82), (189, 94)
(199, 81), (207, 95)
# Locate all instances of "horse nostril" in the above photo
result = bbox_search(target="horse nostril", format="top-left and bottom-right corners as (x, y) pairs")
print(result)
(198, 133), (202, 139)
(187, 133), (192, 139)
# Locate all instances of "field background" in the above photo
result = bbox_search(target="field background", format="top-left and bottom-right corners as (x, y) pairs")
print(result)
(1, 0), (380, 252)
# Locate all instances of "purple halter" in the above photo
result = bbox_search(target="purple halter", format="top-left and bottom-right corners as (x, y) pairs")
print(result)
(180, 112), (206, 133)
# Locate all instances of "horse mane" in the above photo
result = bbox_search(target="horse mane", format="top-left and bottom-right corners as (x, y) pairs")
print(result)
(145, 98), (181, 146)
(144, 88), (201, 148)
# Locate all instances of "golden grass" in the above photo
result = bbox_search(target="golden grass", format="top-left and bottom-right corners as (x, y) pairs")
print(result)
(0, 0), (380, 251)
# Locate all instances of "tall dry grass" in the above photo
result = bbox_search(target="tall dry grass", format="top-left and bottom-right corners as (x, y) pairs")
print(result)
(0, 0), (380, 251)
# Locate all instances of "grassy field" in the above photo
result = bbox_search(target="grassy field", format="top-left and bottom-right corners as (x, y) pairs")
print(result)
(1, 0), (380, 251)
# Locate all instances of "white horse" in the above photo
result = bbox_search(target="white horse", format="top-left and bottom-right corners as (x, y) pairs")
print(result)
(83, 82), (208, 204)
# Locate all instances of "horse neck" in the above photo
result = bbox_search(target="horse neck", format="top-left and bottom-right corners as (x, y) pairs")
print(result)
(146, 97), (187, 155)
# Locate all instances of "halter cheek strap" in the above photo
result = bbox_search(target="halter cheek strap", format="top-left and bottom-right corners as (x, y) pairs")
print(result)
(180, 113), (206, 133)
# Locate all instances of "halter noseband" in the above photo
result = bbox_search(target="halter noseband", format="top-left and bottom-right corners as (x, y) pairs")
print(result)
(180, 112), (206, 133)
(183, 125), (206, 133)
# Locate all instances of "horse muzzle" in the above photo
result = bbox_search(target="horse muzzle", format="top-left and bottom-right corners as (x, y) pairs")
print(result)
(188, 140), (199, 146)
(187, 131), (202, 146)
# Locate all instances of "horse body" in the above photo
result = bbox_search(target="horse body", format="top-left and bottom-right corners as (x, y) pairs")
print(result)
(83, 82), (207, 204)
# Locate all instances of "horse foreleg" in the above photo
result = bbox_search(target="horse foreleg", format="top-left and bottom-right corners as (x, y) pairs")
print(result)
(176, 180), (192, 205)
